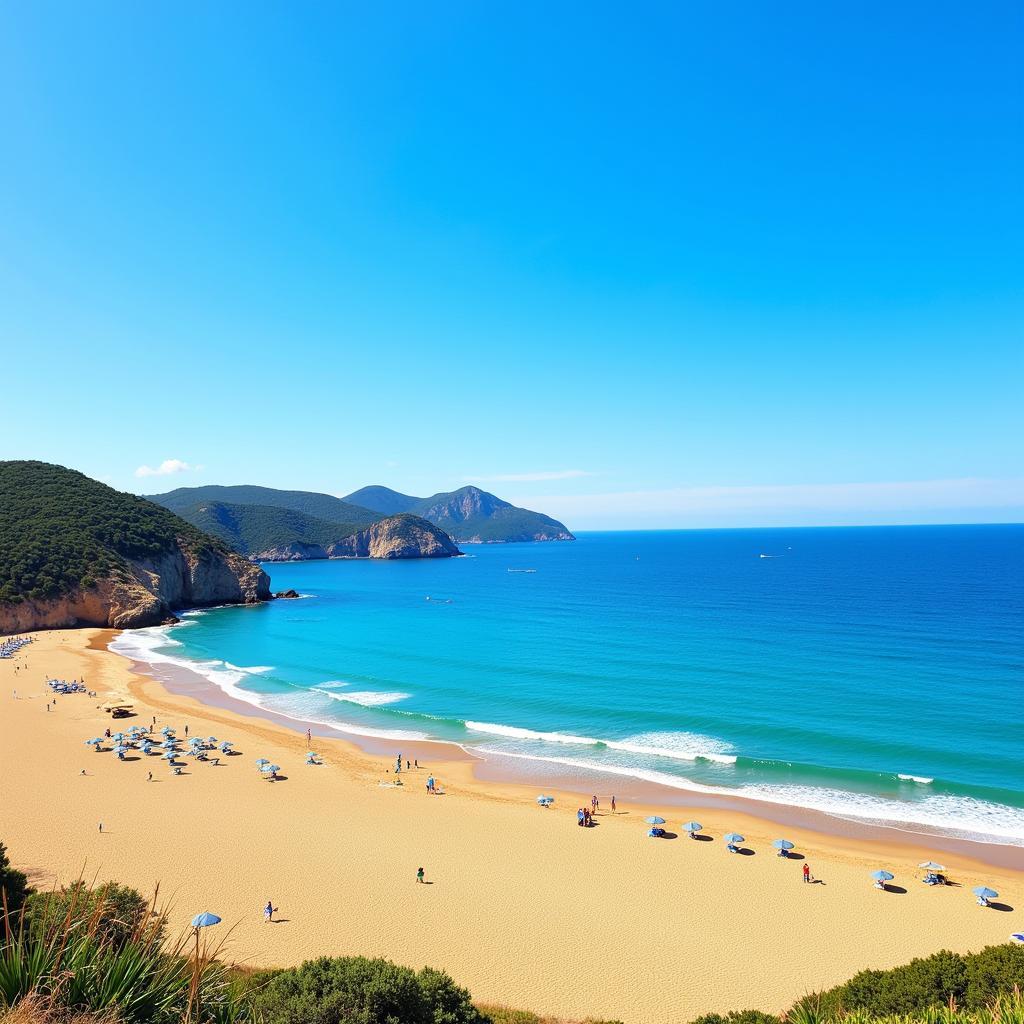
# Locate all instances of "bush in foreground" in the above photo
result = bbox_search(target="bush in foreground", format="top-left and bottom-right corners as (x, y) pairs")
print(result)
(24, 881), (166, 951)
(0, 844), (28, 918)
(253, 956), (487, 1024)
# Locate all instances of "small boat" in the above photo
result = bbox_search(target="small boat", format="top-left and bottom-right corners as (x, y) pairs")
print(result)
(507, 568), (537, 573)
(759, 554), (777, 559)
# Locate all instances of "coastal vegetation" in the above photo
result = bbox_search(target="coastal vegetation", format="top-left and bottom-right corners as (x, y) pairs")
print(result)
(170, 501), (365, 557)
(1, 859), (1021, 1024)
(0, 462), (225, 606)
(0, 462), (269, 632)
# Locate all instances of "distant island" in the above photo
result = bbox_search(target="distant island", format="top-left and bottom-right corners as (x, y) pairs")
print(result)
(151, 483), (574, 561)
(0, 461), (270, 633)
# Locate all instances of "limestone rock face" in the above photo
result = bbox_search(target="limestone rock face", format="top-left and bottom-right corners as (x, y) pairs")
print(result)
(0, 544), (270, 633)
(252, 543), (329, 562)
(326, 515), (460, 560)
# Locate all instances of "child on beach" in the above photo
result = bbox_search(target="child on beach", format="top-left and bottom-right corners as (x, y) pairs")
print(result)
(264, 901), (274, 923)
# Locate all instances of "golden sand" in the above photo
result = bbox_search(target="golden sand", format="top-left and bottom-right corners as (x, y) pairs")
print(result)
(0, 629), (1020, 1024)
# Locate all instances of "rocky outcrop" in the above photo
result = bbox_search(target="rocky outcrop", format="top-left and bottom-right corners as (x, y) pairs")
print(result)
(326, 515), (460, 559)
(274, 589), (301, 599)
(0, 544), (270, 634)
(252, 542), (329, 562)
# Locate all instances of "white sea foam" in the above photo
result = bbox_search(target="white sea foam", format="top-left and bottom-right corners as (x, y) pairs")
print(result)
(898, 774), (935, 784)
(466, 721), (601, 745)
(470, 747), (1024, 847)
(608, 731), (737, 765)
(465, 723), (737, 764)
(317, 689), (410, 707)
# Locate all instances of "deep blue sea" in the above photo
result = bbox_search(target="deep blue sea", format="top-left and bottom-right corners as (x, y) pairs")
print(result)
(112, 526), (1024, 845)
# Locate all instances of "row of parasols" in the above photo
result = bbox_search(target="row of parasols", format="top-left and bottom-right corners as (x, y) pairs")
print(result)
(538, 797), (1006, 904)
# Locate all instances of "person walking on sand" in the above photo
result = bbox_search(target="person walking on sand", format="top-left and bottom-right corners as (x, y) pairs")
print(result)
(147, 771), (153, 782)
(611, 795), (616, 813)
(98, 821), (103, 833)
(184, 724), (189, 737)
(803, 863), (811, 883)
(306, 728), (311, 746)
(264, 900), (273, 923)
(416, 867), (425, 883)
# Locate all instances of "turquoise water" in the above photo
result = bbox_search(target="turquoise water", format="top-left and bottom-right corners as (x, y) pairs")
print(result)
(112, 526), (1024, 845)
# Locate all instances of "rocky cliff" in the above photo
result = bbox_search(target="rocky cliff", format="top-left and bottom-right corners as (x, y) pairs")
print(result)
(0, 544), (270, 634)
(325, 515), (461, 559)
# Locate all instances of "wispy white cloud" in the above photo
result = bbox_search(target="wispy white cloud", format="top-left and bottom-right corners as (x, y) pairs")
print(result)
(468, 469), (596, 483)
(518, 478), (1024, 529)
(134, 459), (202, 479)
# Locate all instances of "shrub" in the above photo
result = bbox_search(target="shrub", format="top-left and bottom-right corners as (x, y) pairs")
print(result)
(255, 956), (488, 1024)
(692, 1012), (779, 1024)
(0, 844), (29, 919)
(24, 881), (165, 950)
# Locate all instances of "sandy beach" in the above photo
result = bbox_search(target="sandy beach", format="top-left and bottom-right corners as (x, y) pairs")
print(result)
(1, 629), (1020, 1024)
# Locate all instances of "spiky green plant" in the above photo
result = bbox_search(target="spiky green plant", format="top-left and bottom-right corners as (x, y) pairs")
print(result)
(0, 884), (257, 1023)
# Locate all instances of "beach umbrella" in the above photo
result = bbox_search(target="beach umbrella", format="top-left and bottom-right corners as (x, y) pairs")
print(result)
(535, 795), (554, 804)
(724, 833), (745, 844)
(644, 816), (666, 825)
(872, 870), (895, 881)
(307, 752), (319, 758)
(161, 726), (173, 734)
(255, 758), (270, 766)
(220, 741), (233, 751)
(1011, 934), (1024, 944)
(207, 736), (217, 743)
(919, 861), (945, 871)
(84, 738), (102, 746)
(973, 887), (999, 899)
(112, 744), (128, 753)
(261, 764), (281, 773)
(683, 821), (703, 833)
(191, 912), (221, 928)
(162, 751), (176, 761)
(773, 839), (795, 850)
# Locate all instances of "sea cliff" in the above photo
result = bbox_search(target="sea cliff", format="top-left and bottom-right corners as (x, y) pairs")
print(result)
(0, 545), (269, 633)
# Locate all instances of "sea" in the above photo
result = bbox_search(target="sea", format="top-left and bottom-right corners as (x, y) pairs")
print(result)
(110, 525), (1024, 847)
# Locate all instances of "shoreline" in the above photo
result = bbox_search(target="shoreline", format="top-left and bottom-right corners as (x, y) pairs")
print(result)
(118, 626), (1024, 872)
(2, 628), (1021, 1024)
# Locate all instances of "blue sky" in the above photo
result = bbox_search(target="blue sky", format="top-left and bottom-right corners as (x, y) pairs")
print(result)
(2, 2), (1021, 529)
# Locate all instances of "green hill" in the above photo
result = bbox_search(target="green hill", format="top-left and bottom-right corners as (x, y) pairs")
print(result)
(179, 500), (367, 556)
(0, 461), (268, 630)
(153, 484), (377, 531)
(0, 461), (227, 605)
(343, 485), (419, 516)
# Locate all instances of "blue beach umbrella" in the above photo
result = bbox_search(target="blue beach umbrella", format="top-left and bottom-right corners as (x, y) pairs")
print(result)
(255, 757), (270, 766)
(207, 736), (217, 744)
(85, 738), (102, 746)
(261, 764), (281, 773)
(1011, 934), (1024, 944)
(724, 833), (744, 843)
(919, 861), (945, 871)
(191, 912), (221, 928)
(872, 870), (895, 881)
(535, 795), (554, 804)
(161, 726), (173, 735)
(162, 751), (176, 761)
(683, 821), (703, 833)
(644, 816), (666, 825)
(112, 744), (128, 753)
(773, 839), (795, 850)
(220, 741), (233, 751)
(973, 887), (999, 899)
